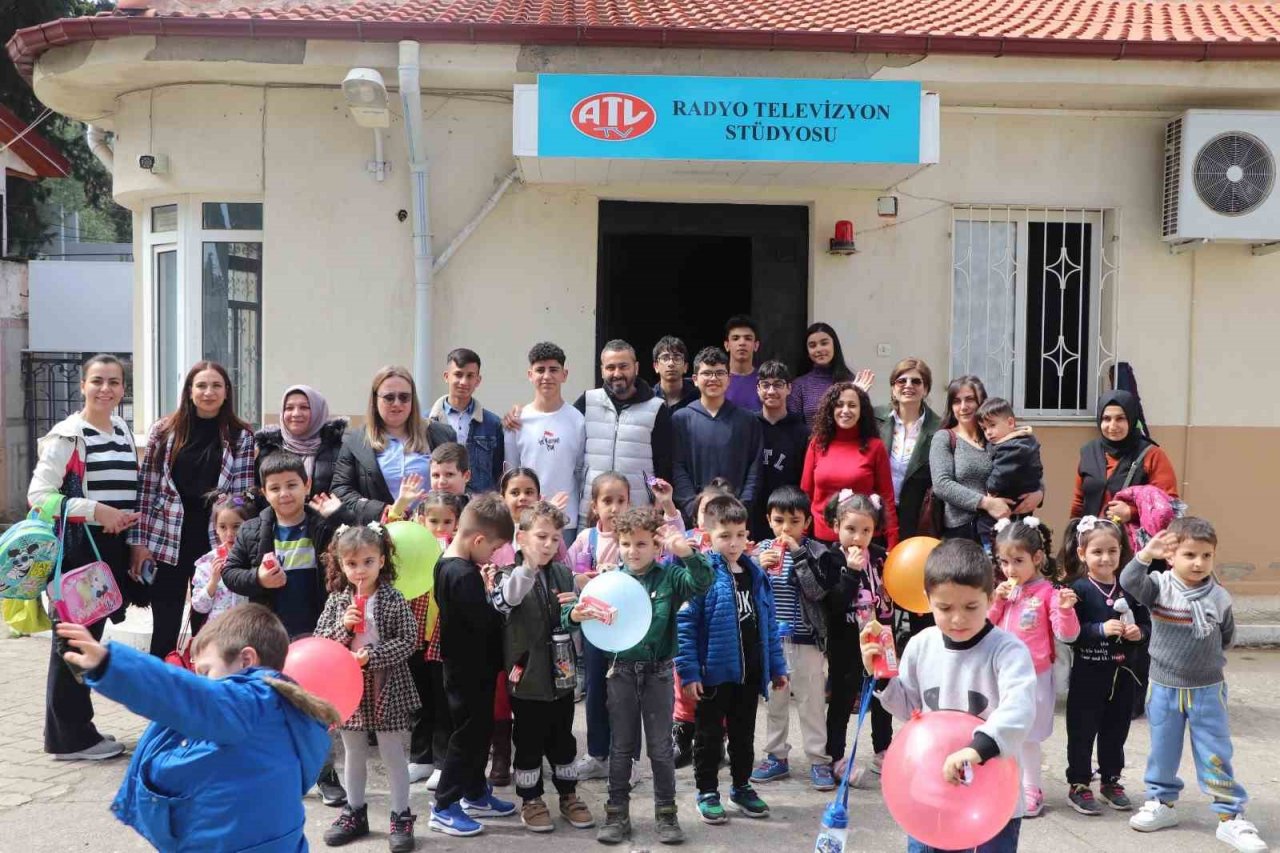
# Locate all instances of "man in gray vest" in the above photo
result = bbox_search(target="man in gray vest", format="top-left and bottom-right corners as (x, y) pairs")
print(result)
(573, 340), (673, 519)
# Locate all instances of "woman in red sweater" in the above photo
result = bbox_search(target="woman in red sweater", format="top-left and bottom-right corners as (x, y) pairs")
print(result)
(801, 382), (900, 546)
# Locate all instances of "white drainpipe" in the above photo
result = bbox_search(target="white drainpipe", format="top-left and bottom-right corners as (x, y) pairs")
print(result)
(398, 40), (433, 388)
(86, 124), (113, 168)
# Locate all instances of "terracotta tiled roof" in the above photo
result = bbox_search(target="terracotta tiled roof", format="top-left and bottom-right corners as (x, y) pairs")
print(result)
(13, 0), (1280, 80)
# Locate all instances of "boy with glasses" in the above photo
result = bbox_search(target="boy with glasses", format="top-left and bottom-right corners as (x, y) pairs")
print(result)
(671, 347), (764, 523)
(753, 361), (809, 540)
(652, 336), (698, 412)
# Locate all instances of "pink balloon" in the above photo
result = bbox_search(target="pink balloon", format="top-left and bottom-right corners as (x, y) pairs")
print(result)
(283, 637), (364, 724)
(881, 711), (1020, 849)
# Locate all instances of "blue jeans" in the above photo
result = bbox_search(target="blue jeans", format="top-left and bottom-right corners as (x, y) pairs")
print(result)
(907, 818), (1021, 853)
(1145, 681), (1248, 816)
(584, 638), (611, 759)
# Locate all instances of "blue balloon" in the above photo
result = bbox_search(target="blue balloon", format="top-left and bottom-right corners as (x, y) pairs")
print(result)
(579, 571), (653, 653)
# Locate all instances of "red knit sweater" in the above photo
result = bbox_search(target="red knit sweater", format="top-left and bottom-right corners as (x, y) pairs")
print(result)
(801, 430), (900, 546)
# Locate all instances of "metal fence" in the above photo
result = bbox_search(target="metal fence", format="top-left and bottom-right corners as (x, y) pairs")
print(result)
(24, 352), (134, 464)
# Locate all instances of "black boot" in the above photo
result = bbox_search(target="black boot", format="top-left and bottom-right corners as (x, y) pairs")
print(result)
(488, 718), (513, 786)
(324, 804), (369, 846)
(672, 721), (694, 770)
(316, 763), (347, 807)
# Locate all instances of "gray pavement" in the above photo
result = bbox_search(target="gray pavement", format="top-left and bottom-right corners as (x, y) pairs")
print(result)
(1, 635), (1277, 852)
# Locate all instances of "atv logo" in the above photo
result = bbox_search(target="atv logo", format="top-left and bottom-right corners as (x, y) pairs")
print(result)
(570, 93), (656, 141)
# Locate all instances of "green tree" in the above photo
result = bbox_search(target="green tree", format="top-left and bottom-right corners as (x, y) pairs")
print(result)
(2, 1), (129, 257)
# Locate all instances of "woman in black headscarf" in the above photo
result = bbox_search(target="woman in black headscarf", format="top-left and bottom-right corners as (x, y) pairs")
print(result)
(1070, 390), (1179, 521)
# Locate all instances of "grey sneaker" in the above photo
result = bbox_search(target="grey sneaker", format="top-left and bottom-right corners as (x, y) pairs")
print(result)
(54, 738), (125, 761)
(596, 804), (631, 845)
(655, 804), (685, 845)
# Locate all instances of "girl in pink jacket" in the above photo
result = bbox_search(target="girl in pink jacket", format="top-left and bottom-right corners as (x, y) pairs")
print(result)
(989, 516), (1081, 818)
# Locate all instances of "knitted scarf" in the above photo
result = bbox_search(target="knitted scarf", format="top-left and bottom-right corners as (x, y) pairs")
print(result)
(1163, 572), (1219, 639)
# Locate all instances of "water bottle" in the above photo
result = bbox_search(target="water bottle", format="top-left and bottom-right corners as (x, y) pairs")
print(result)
(551, 631), (577, 691)
(814, 802), (849, 853)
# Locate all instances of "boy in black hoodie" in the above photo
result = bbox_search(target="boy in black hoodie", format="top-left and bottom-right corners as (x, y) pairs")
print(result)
(975, 397), (1044, 550)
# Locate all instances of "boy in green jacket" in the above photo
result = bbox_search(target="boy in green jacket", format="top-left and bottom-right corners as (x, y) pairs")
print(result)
(572, 506), (714, 846)
(490, 501), (594, 834)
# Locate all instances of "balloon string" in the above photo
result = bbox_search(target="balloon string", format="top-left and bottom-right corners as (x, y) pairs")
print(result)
(836, 675), (877, 811)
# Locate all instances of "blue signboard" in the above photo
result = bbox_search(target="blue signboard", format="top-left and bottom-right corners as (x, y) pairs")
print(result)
(537, 74), (922, 164)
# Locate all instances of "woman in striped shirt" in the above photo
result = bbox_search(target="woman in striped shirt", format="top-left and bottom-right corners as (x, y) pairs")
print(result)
(28, 353), (142, 761)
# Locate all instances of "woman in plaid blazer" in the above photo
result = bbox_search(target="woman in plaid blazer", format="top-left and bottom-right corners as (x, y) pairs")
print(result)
(129, 361), (254, 658)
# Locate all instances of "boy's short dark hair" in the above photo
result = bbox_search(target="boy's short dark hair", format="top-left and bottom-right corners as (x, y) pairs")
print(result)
(259, 451), (308, 485)
(430, 441), (470, 473)
(724, 314), (759, 339)
(518, 500), (568, 532)
(976, 397), (1015, 423)
(446, 347), (481, 370)
(766, 485), (811, 518)
(652, 336), (688, 363)
(757, 360), (792, 384)
(1167, 516), (1218, 547)
(924, 539), (995, 595)
(692, 347), (729, 373)
(191, 603), (290, 670)
(459, 492), (515, 544)
(527, 341), (566, 366)
(702, 494), (749, 529)
(614, 506), (665, 538)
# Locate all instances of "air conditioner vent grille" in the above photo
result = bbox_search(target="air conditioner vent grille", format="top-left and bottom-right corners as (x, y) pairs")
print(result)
(1193, 131), (1275, 217)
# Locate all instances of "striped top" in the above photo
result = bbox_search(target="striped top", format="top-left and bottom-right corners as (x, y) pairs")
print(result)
(81, 423), (138, 510)
(274, 521), (322, 637)
(759, 537), (815, 644)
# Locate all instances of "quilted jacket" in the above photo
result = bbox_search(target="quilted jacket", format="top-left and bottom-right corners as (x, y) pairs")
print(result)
(675, 551), (786, 698)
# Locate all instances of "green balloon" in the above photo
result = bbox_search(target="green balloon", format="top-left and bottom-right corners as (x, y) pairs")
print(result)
(388, 521), (442, 600)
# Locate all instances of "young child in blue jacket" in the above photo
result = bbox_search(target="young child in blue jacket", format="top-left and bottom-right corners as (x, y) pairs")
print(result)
(676, 495), (788, 826)
(56, 604), (336, 852)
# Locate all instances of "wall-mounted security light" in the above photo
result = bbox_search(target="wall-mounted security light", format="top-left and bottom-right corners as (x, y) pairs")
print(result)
(343, 68), (390, 128)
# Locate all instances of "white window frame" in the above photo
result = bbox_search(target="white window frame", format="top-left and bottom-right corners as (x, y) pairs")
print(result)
(950, 205), (1120, 421)
(140, 195), (264, 426)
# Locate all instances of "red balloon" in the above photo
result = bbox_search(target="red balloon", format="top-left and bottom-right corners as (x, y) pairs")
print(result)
(881, 711), (1020, 849)
(283, 637), (363, 724)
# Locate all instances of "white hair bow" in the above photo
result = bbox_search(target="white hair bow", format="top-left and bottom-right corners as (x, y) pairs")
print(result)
(993, 517), (1012, 533)
(367, 521), (384, 534)
(1024, 515), (1042, 529)
(336, 524), (351, 536)
(838, 489), (855, 503)
(1077, 515), (1099, 533)
(869, 494), (882, 511)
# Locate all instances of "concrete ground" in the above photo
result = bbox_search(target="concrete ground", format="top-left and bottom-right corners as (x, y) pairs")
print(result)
(1, 633), (1276, 853)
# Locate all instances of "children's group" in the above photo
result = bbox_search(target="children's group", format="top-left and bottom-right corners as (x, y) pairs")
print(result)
(24, 316), (1268, 853)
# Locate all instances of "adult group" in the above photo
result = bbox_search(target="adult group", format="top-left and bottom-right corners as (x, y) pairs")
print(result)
(29, 315), (1180, 764)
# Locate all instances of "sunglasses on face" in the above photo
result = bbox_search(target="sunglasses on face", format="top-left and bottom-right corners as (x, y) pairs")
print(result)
(378, 393), (413, 405)
(895, 377), (925, 387)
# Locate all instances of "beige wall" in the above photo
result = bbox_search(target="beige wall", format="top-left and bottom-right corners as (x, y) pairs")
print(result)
(95, 63), (1280, 590)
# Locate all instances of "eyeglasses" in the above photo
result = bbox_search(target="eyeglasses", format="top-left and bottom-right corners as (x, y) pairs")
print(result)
(894, 376), (925, 387)
(378, 392), (414, 405)
(758, 381), (788, 392)
(656, 354), (685, 365)
(697, 370), (729, 380)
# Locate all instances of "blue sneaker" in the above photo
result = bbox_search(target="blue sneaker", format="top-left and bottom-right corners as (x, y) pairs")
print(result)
(810, 763), (836, 791)
(429, 802), (483, 837)
(462, 785), (517, 818)
(750, 754), (790, 784)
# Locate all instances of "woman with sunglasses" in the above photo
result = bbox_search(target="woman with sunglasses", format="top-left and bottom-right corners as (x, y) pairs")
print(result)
(874, 358), (942, 541)
(331, 365), (456, 524)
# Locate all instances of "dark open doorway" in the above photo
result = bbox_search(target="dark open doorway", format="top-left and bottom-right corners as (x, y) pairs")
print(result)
(596, 201), (809, 382)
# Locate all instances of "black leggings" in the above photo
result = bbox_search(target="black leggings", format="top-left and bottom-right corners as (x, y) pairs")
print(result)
(827, 651), (892, 762)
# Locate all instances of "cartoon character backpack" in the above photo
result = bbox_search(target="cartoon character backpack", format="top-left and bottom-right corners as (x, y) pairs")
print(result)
(0, 495), (63, 600)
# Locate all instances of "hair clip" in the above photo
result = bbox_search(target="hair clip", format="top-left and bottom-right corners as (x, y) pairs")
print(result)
(367, 520), (384, 534)
(993, 517), (1012, 533)
(869, 493), (882, 511)
(838, 488), (855, 503)
(1077, 515), (1099, 533)
(336, 524), (351, 536)
(1024, 516), (1041, 529)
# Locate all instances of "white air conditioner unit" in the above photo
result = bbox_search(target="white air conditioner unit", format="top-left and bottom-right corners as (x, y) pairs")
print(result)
(1162, 110), (1280, 245)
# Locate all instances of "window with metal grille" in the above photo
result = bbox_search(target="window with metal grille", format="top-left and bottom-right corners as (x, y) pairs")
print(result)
(950, 206), (1119, 419)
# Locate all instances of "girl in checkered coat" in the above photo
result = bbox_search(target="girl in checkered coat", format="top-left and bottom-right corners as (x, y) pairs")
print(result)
(315, 523), (421, 850)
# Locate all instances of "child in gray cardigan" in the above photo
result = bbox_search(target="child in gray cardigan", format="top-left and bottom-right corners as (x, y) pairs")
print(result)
(861, 538), (1037, 850)
(1119, 517), (1265, 853)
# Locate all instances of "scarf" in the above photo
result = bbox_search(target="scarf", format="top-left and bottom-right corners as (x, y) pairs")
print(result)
(276, 385), (329, 475)
(1096, 390), (1150, 458)
(1080, 390), (1154, 516)
(1163, 572), (1219, 639)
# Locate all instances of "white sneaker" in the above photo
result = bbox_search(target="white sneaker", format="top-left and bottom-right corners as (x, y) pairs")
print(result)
(409, 762), (433, 784)
(1218, 816), (1269, 852)
(1130, 800), (1179, 832)
(629, 758), (643, 789)
(426, 768), (442, 791)
(572, 754), (609, 781)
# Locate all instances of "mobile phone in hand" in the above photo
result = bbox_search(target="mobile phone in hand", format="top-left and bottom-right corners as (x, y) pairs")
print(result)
(140, 559), (157, 585)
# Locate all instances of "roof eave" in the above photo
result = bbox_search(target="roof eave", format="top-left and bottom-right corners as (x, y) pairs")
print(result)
(9, 16), (1280, 83)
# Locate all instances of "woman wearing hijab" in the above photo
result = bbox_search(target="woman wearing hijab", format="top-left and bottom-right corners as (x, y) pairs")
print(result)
(1070, 390), (1179, 521)
(254, 385), (347, 500)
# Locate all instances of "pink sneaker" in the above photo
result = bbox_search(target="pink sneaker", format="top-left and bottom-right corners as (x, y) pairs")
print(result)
(1024, 787), (1045, 818)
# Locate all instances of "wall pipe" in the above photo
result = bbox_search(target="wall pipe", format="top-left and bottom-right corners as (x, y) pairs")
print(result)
(86, 123), (113, 168)
(398, 40), (433, 389)
(433, 168), (519, 274)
